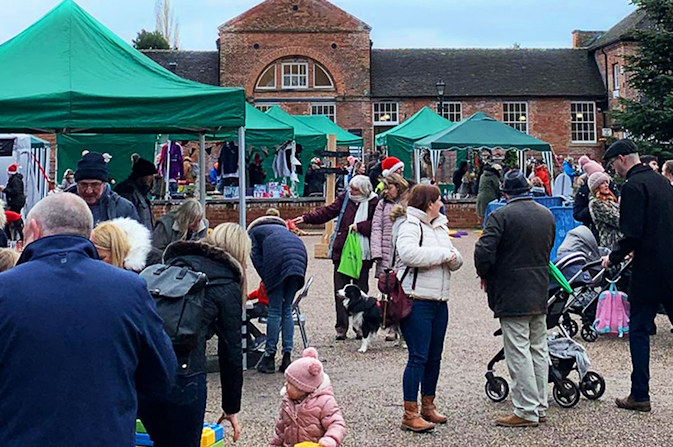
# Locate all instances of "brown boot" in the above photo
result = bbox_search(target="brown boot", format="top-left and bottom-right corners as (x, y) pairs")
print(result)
(401, 401), (436, 432)
(421, 396), (447, 424)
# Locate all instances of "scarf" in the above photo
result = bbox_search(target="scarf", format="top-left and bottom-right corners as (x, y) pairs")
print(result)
(349, 191), (376, 260)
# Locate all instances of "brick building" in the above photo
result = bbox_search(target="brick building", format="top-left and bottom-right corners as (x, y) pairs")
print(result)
(141, 0), (645, 162)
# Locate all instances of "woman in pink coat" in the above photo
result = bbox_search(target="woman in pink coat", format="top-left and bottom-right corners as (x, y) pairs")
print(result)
(269, 348), (346, 447)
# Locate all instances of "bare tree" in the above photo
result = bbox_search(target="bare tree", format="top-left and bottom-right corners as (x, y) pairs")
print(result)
(155, 0), (179, 50)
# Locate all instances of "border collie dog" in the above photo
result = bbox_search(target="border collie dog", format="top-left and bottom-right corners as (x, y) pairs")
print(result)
(338, 284), (382, 353)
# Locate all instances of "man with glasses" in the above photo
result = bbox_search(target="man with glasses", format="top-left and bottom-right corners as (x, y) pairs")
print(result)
(601, 139), (673, 412)
(72, 152), (139, 225)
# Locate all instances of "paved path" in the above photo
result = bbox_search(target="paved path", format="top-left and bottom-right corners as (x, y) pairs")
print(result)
(205, 234), (673, 447)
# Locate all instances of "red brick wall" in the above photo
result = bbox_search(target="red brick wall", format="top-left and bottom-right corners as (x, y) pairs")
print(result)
(594, 41), (638, 135)
(444, 199), (481, 229)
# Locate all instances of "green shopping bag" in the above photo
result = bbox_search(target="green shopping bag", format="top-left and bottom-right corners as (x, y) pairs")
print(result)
(338, 229), (363, 279)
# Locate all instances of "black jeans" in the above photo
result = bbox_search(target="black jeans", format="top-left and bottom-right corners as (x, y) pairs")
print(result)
(138, 373), (207, 447)
(333, 262), (371, 335)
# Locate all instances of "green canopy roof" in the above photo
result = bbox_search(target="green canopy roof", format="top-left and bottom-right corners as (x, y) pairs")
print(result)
(0, 0), (245, 133)
(374, 107), (454, 177)
(171, 103), (293, 147)
(57, 134), (157, 184)
(294, 115), (363, 147)
(414, 112), (552, 152)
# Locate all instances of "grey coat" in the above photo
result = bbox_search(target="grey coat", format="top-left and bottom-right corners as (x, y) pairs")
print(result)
(476, 169), (501, 218)
(475, 196), (555, 318)
(149, 212), (208, 264)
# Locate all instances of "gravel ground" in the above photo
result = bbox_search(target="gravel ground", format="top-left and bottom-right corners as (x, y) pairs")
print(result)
(204, 234), (673, 447)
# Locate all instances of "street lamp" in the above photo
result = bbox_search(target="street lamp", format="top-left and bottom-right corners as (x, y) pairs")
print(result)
(436, 79), (446, 116)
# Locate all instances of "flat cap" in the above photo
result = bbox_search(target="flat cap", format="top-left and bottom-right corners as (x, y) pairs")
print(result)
(603, 139), (639, 161)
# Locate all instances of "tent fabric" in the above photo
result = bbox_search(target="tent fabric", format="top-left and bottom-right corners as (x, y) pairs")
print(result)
(293, 115), (363, 147)
(171, 103), (294, 148)
(414, 112), (552, 152)
(374, 107), (454, 177)
(57, 134), (157, 185)
(0, 0), (245, 133)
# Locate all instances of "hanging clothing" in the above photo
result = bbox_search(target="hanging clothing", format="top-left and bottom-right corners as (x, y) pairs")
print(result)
(218, 142), (238, 178)
(272, 145), (293, 179)
(157, 142), (184, 181)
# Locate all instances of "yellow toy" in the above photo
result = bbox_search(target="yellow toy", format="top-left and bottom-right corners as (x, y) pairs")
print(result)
(294, 443), (320, 447)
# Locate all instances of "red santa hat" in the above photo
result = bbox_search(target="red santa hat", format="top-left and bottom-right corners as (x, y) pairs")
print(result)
(381, 156), (404, 177)
(7, 163), (19, 175)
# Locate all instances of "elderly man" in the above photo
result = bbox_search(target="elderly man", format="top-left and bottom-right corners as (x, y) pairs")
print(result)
(0, 193), (177, 446)
(70, 151), (139, 225)
(114, 157), (158, 229)
(601, 140), (673, 412)
(475, 170), (555, 427)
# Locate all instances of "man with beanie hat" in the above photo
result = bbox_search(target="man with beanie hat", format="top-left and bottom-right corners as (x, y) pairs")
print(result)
(601, 139), (673, 412)
(475, 169), (555, 427)
(270, 347), (346, 447)
(115, 158), (158, 229)
(71, 152), (139, 225)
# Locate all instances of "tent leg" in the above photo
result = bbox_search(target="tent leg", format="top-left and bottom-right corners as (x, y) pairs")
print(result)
(238, 127), (246, 228)
(415, 148), (421, 184)
(199, 134), (206, 211)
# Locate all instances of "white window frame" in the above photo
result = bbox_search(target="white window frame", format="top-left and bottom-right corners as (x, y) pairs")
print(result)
(612, 63), (620, 91)
(437, 101), (462, 122)
(571, 102), (597, 143)
(254, 103), (278, 113)
(313, 64), (334, 90)
(281, 62), (308, 89)
(503, 101), (528, 133)
(373, 102), (399, 126)
(255, 65), (276, 90)
(311, 103), (337, 123)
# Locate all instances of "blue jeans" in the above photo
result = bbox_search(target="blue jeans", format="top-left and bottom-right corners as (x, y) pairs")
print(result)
(265, 276), (303, 357)
(400, 300), (449, 402)
(137, 373), (207, 447)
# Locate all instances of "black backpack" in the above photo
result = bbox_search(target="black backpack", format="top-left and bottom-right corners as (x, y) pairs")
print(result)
(140, 261), (207, 356)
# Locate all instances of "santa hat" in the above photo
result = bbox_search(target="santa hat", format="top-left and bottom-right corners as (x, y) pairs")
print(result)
(7, 163), (19, 175)
(381, 156), (405, 177)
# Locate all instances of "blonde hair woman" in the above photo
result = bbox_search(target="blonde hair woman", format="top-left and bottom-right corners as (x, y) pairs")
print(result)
(91, 218), (152, 271)
(139, 222), (250, 446)
(150, 199), (208, 264)
(0, 248), (19, 272)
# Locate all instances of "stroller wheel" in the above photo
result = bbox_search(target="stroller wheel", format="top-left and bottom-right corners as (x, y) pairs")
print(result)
(553, 378), (580, 408)
(581, 325), (598, 342)
(562, 316), (579, 337)
(580, 371), (606, 400)
(485, 376), (509, 402)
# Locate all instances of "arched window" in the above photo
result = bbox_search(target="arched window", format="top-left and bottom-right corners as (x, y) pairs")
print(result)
(256, 65), (276, 90)
(314, 63), (334, 89)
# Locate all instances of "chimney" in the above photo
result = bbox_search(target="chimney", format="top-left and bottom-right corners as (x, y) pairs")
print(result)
(572, 30), (604, 48)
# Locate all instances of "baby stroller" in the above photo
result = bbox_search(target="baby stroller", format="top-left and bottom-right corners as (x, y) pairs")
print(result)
(484, 273), (606, 408)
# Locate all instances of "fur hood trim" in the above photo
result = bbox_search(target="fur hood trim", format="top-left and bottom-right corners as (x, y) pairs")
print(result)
(390, 203), (407, 221)
(110, 217), (151, 272)
(163, 240), (243, 279)
(247, 215), (287, 232)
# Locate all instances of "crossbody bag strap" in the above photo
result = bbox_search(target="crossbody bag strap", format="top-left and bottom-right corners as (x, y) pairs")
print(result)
(327, 194), (350, 257)
(398, 222), (424, 287)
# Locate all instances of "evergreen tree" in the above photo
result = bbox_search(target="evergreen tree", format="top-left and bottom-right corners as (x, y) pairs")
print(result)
(132, 29), (170, 50)
(612, 0), (673, 158)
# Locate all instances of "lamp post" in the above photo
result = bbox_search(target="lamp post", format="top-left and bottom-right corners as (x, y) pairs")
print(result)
(436, 79), (446, 117)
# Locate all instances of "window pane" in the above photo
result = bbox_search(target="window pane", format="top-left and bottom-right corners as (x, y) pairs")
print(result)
(571, 102), (596, 142)
(256, 66), (275, 89)
(314, 65), (333, 87)
(503, 102), (527, 133)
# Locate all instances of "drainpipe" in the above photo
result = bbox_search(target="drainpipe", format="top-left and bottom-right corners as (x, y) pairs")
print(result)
(600, 47), (609, 129)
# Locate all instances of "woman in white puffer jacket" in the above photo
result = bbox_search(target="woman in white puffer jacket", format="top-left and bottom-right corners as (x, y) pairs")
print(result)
(391, 184), (462, 433)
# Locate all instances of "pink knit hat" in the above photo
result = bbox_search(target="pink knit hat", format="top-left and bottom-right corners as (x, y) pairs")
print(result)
(578, 155), (591, 169)
(588, 171), (611, 193)
(583, 160), (605, 177)
(285, 348), (324, 393)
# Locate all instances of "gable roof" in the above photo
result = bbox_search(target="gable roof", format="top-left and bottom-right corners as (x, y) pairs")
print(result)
(589, 9), (652, 50)
(221, 0), (370, 32)
(142, 50), (220, 86)
(371, 48), (606, 98)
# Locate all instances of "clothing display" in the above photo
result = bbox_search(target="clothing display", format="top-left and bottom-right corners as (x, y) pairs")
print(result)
(158, 142), (184, 181)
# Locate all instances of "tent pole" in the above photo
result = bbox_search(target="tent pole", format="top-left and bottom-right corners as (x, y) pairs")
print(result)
(199, 134), (206, 211)
(238, 126), (246, 228)
(415, 148), (421, 184)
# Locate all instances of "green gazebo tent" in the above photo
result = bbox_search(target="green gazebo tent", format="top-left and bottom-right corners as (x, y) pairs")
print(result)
(374, 107), (454, 178)
(293, 115), (364, 148)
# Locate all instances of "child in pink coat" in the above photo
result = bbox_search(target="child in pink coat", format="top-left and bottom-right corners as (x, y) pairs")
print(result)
(269, 348), (346, 447)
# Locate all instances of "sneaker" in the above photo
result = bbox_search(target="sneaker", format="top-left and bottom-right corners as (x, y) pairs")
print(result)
(256, 355), (276, 374)
(615, 395), (651, 412)
(279, 352), (291, 372)
(495, 414), (538, 427)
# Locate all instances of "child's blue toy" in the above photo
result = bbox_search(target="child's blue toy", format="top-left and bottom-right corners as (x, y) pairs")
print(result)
(135, 432), (153, 446)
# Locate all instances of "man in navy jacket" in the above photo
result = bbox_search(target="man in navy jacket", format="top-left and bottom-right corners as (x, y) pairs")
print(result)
(0, 193), (177, 446)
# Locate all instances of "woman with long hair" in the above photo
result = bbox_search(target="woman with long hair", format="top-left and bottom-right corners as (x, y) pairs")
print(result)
(150, 199), (208, 264)
(139, 222), (250, 447)
(91, 218), (152, 271)
(588, 172), (622, 249)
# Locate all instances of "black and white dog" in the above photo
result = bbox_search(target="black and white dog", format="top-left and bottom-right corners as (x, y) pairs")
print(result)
(338, 284), (382, 353)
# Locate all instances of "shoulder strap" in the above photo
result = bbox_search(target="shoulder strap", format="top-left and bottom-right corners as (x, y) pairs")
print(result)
(398, 223), (424, 289)
(328, 194), (350, 257)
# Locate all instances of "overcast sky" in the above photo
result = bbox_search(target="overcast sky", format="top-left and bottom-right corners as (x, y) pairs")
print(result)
(2, 0), (636, 50)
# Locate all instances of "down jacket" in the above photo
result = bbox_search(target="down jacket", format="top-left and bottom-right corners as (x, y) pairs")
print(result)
(269, 374), (346, 447)
(392, 206), (463, 301)
(248, 216), (307, 292)
(370, 199), (396, 277)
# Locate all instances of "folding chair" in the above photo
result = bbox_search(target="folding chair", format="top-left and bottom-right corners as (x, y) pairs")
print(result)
(293, 276), (313, 350)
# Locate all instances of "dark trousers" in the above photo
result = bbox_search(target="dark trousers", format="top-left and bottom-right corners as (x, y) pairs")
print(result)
(333, 262), (371, 335)
(629, 301), (670, 402)
(399, 300), (448, 402)
(138, 373), (207, 447)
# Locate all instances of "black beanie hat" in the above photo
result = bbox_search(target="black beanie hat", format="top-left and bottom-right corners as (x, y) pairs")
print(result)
(131, 158), (158, 179)
(74, 152), (108, 182)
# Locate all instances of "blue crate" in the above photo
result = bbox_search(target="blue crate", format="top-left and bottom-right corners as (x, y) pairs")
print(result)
(135, 433), (154, 446)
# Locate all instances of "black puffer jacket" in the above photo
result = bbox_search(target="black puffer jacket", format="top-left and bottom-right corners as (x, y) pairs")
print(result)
(4, 173), (25, 212)
(475, 196), (555, 318)
(163, 241), (243, 415)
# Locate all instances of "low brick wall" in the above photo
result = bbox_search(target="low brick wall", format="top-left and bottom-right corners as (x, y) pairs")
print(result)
(151, 197), (480, 229)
